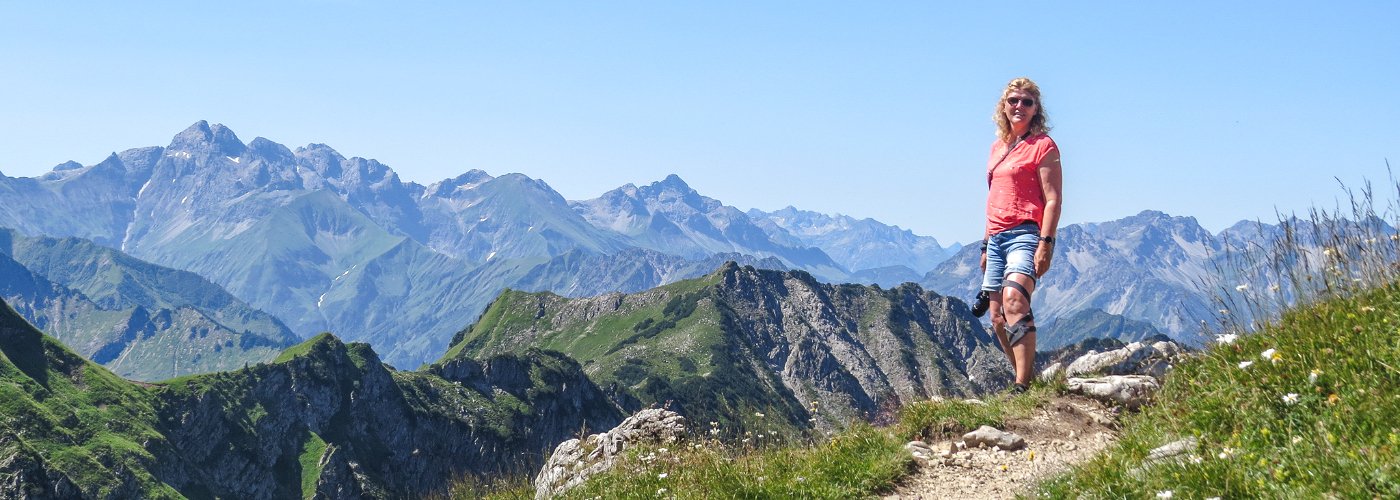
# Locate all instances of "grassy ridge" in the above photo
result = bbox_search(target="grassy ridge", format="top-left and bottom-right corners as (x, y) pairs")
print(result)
(1038, 282), (1400, 497)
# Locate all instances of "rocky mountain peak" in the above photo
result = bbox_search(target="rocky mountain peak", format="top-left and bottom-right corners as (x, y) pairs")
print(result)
(169, 120), (247, 157)
(424, 169), (494, 198)
(53, 160), (84, 171)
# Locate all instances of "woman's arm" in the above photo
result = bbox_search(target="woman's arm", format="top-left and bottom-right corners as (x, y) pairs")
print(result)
(1035, 148), (1062, 277)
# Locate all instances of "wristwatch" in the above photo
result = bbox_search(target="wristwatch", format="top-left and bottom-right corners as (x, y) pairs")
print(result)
(1039, 235), (1055, 243)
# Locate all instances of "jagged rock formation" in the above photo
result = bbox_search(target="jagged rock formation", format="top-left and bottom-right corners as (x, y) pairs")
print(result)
(0, 298), (621, 498)
(533, 408), (687, 499)
(445, 262), (1011, 429)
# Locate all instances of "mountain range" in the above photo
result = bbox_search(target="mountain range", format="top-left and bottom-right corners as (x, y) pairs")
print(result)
(0, 121), (1349, 373)
(0, 122), (954, 370)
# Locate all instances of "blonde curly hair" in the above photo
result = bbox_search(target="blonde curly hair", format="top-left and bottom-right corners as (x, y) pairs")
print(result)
(994, 77), (1051, 142)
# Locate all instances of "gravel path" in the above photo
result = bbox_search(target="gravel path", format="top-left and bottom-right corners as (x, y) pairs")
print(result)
(884, 394), (1121, 500)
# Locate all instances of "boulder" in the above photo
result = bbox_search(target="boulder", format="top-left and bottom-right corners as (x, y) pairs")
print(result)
(1065, 375), (1161, 410)
(961, 425), (1026, 451)
(534, 408), (687, 499)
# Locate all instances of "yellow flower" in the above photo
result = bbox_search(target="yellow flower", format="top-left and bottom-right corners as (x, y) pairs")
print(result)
(1328, 393), (1341, 405)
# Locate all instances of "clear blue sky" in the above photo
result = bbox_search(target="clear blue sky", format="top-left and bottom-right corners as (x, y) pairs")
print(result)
(2, 1), (1396, 245)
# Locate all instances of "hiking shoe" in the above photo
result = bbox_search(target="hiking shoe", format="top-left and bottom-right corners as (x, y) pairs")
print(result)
(1007, 383), (1029, 395)
(971, 290), (991, 317)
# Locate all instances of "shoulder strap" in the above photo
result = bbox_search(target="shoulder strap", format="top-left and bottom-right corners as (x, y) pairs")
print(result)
(986, 134), (1028, 188)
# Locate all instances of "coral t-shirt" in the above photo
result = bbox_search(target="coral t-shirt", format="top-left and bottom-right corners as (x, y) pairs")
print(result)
(985, 134), (1057, 238)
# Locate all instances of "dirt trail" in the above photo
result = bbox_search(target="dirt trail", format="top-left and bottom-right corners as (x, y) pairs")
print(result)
(885, 394), (1120, 500)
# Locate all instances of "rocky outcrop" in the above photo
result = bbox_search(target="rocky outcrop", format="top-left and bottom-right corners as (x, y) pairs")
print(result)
(1065, 375), (1161, 410)
(534, 408), (687, 500)
(1040, 338), (1188, 383)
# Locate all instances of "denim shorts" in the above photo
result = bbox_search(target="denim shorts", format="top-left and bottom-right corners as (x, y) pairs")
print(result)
(981, 222), (1040, 292)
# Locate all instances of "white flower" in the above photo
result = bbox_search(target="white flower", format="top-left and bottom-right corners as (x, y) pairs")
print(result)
(1235, 284), (1249, 292)
(658, 472), (668, 479)
(754, 412), (765, 418)
(1206, 497), (1222, 500)
(1282, 393), (1300, 405)
(1238, 361), (1254, 369)
(1156, 491), (1174, 499)
(1218, 447), (1236, 459)
(1292, 436), (1304, 444)
(1215, 333), (1239, 345)
(1310, 369), (1322, 384)
(1189, 454), (1203, 464)
(796, 477), (806, 482)
(709, 428), (720, 435)
(657, 487), (668, 495)
(1260, 348), (1277, 361)
(657, 448), (668, 454)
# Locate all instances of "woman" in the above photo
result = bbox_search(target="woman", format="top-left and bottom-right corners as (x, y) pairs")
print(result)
(976, 77), (1062, 393)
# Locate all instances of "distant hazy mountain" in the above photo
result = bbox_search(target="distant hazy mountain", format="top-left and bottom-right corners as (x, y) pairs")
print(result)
(570, 175), (848, 280)
(747, 206), (959, 276)
(0, 228), (297, 380)
(4, 122), (945, 369)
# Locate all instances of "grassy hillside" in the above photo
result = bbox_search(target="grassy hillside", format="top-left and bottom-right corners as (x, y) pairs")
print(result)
(0, 298), (180, 497)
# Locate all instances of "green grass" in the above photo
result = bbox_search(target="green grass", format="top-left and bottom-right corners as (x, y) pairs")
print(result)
(299, 431), (328, 499)
(549, 423), (909, 499)
(1036, 283), (1400, 498)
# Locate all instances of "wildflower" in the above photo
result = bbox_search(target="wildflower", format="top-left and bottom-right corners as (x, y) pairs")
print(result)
(754, 412), (765, 418)
(1206, 497), (1222, 500)
(1028, 450), (1035, 461)
(1292, 436), (1304, 444)
(796, 477), (806, 482)
(1282, 393), (1300, 405)
(1235, 284), (1249, 292)
(658, 472), (668, 479)
(1238, 361), (1254, 369)
(1362, 306), (1376, 313)
(1218, 447), (1237, 459)
(1260, 348), (1277, 361)
(1189, 454), (1203, 464)
(1328, 393), (1340, 405)
(1323, 247), (1335, 256)
(709, 421), (718, 427)
(1309, 369), (1322, 384)
(741, 438), (750, 444)
(1157, 491), (1174, 499)
(999, 464), (1007, 472)
(657, 487), (668, 495)
(1215, 333), (1239, 344)
(809, 417), (817, 423)
(709, 428), (720, 436)
(657, 448), (668, 454)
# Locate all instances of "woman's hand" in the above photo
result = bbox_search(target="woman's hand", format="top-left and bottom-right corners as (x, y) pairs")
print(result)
(1034, 243), (1053, 277)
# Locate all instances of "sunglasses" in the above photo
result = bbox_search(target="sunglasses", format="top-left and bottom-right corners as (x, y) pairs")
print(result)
(1006, 97), (1036, 107)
